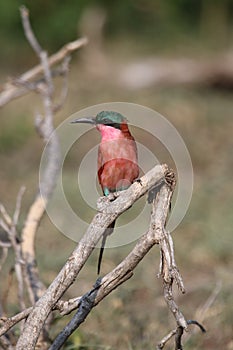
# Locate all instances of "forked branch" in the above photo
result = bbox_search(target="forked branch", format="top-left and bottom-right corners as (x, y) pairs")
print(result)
(16, 164), (168, 349)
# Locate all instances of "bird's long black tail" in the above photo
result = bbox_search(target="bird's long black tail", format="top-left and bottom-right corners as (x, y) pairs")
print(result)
(97, 220), (116, 274)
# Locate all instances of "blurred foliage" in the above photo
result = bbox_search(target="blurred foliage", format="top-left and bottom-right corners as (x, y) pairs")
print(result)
(1, 0), (233, 64)
(0, 116), (32, 153)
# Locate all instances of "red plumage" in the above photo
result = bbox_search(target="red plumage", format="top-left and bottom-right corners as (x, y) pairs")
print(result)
(97, 122), (139, 193)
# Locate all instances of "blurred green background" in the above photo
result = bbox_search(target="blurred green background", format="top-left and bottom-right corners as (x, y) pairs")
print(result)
(0, 1), (233, 349)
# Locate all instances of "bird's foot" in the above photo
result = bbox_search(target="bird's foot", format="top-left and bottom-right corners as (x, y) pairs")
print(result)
(108, 192), (118, 202)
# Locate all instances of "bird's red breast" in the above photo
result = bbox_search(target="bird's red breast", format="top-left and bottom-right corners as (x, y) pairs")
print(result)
(97, 123), (139, 193)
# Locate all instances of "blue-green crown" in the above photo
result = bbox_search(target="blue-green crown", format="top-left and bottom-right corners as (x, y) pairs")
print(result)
(96, 111), (127, 129)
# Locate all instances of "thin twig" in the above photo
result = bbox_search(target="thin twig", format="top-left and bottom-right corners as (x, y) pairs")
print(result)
(0, 247), (9, 272)
(196, 281), (222, 323)
(156, 329), (177, 349)
(53, 56), (71, 113)
(13, 77), (45, 94)
(0, 204), (12, 227)
(175, 326), (184, 350)
(0, 296), (82, 337)
(13, 186), (26, 226)
(0, 241), (11, 248)
(55, 296), (82, 316)
(157, 319), (206, 350)
(1, 268), (14, 315)
(0, 188), (26, 312)
(20, 6), (42, 55)
(0, 308), (33, 337)
(153, 185), (186, 330)
(0, 37), (87, 107)
(19, 5), (61, 307)
(187, 320), (206, 333)
(3, 188), (26, 312)
(0, 219), (11, 235)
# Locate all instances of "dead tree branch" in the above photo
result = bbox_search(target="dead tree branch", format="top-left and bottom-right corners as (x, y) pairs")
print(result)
(16, 164), (168, 349)
(0, 295), (82, 337)
(0, 163), (204, 349)
(157, 320), (206, 350)
(48, 169), (176, 350)
(18, 5), (64, 306)
(0, 187), (26, 311)
(0, 308), (32, 337)
(0, 299), (71, 337)
(157, 329), (177, 350)
(14, 6), (80, 304)
(0, 34), (87, 107)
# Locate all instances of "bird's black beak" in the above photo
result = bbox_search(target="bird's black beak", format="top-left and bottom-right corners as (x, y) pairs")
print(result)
(70, 117), (96, 125)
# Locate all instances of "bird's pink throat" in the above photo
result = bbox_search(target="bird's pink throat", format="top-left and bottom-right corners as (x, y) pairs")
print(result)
(97, 124), (123, 141)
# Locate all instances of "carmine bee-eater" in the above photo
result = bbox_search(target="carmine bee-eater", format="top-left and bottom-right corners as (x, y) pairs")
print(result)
(72, 111), (139, 274)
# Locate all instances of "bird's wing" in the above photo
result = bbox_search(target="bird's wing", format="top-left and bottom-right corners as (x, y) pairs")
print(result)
(97, 147), (103, 184)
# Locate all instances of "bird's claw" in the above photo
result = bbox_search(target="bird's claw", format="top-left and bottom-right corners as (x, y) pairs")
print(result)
(108, 192), (118, 202)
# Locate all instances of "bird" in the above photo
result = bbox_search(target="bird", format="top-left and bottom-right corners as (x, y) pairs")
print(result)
(72, 111), (139, 274)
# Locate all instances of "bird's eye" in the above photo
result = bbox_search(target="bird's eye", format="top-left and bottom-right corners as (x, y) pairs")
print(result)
(100, 118), (121, 129)
(102, 118), (112, 125)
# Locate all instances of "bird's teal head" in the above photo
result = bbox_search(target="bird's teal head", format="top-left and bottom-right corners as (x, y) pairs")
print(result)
(96, 111), (127, 129)
(71, 111), (128, 130)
